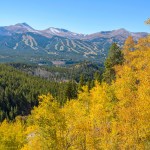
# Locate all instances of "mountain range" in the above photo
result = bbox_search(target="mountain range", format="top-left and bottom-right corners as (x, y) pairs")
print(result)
(0, 23), (148, 65)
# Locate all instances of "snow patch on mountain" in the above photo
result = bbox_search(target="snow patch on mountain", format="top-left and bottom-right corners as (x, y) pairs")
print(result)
(49, 28), (61, 34)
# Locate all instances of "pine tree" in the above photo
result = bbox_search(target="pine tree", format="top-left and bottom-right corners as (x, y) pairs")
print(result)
(94, 71), (101, 83)
(78, 74), (85, 91)
(65, 80), (77, 100)
(103, 43), (124, 84)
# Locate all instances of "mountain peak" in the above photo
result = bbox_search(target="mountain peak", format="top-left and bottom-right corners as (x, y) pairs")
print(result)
(110, 28), (130, 37)
(46, 27), (61, 34)
(116, 28), (127, 31)
(112, 28), (129, 33)
(59, 28), (69, 33)
(22, 22), (30, 26)
(46, 27), (69, 33)
(4, 23), (35, 33)
(16, 22), (29, 26)
(15, 23), (34, 29)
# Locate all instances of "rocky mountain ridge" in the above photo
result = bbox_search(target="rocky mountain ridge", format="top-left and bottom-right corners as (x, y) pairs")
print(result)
(0, 23), (148, 65)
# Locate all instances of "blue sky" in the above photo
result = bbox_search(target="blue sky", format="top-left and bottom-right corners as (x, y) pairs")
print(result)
(0, 0), (150, 34)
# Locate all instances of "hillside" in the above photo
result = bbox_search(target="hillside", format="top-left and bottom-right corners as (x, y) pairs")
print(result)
(0, 23), (148, 65)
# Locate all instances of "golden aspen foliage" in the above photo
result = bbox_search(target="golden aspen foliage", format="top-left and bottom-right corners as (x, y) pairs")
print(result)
(0, 118), (26, 150)
(123, 36), (135, 51)
(123, 36), (135, 61)
(114, 35), (150, 149)
(145, 18), (150, 24)
(22, 94), (67, 150)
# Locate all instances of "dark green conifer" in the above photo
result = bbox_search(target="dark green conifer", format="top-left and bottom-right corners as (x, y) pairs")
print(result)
(103, 43), (124, 84)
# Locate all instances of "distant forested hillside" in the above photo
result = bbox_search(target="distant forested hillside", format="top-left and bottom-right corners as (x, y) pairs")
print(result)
(9, 61), (103, 82)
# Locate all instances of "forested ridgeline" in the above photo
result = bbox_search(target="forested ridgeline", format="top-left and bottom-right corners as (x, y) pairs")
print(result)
(9, 61), (103, 82)
(0, 35), (150, 149)
(0, 65), (79, 121)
